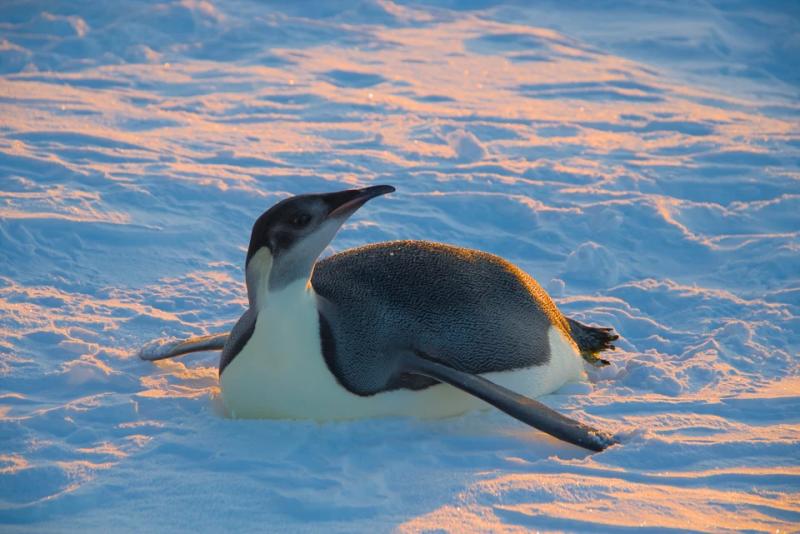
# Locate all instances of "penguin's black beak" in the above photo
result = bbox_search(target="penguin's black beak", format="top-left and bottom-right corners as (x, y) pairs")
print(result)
(326, 185), (395, 220)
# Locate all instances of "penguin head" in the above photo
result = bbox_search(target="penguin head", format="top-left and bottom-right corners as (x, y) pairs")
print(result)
(245, 185), (395, 299)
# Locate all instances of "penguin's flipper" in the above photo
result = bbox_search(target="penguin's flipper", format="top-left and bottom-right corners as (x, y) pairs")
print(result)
(401, 351), (617, 452)
(138, 333), (228, 361)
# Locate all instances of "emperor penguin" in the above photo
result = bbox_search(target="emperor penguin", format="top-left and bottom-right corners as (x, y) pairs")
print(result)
(140, 185), (619, 451)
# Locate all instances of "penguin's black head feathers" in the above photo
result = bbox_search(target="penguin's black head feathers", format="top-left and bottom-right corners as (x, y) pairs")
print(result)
(245, 185), (394, 290)
(246, 195), (325, 263)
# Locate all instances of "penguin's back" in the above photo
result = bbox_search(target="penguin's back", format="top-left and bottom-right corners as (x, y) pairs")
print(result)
(311, 240), (574, 395)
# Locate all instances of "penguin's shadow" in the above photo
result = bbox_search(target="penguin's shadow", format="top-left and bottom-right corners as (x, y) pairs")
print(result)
(200, 395), (591, 526)
(209, 388), (591, 461)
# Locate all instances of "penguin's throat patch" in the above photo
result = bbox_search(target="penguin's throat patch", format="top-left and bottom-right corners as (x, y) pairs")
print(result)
(246, 247), (273, 309)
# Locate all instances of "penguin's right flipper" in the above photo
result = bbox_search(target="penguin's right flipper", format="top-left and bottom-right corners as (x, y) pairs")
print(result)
(401, 351), (617, 452)
(138, 333), (228, 361)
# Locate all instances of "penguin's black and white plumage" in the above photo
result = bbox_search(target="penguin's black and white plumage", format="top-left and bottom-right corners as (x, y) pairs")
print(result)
(140, 186), (618, 451)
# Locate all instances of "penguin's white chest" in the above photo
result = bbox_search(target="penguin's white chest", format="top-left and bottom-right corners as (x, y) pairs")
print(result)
(219, 282), (321, 418)
(220, 284), (585, 420)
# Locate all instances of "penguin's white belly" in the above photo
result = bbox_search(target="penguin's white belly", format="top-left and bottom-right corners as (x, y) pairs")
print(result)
(220, 289), (585, 420)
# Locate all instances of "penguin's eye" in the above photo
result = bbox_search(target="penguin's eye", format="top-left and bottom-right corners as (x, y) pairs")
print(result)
(290, 213), (312, 228)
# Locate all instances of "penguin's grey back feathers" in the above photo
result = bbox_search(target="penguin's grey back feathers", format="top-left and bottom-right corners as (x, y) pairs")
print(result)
(312, 240), (570, 396)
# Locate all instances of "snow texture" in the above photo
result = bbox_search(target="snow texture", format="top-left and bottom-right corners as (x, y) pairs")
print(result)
(1, 0), (799, 532)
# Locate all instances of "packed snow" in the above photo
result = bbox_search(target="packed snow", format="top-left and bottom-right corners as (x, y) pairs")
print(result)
(1, 0), (799, 532)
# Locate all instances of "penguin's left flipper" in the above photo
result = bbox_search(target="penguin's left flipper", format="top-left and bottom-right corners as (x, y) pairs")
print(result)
(138, 333), (228, 361)
(401, 351), (617, 452)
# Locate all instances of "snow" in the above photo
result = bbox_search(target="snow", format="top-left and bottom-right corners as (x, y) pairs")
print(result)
(1, 0), (799, 532)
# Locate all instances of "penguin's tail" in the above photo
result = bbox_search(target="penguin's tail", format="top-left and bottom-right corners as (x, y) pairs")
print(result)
(138, 333), (228, 361)
(566, 318), (618, 367)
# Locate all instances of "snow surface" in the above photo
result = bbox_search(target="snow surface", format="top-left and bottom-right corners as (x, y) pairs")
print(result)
(1, 0), (799, 532)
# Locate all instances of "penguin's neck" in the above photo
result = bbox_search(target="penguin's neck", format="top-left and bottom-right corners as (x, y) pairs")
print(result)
(246, 247), (317, 313)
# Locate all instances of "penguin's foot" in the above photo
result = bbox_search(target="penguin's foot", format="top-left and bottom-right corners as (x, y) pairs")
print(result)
(566, 318), (619, 366)
(581, 351), (612, 367)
